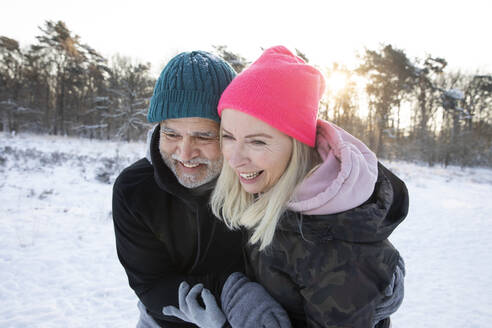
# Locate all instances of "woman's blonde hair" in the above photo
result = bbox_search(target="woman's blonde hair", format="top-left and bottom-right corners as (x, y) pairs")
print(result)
(211, 137), (320, 250)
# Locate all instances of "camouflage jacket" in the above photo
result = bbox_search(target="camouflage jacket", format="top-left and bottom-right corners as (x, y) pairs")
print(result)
(244, 163), (408, 328)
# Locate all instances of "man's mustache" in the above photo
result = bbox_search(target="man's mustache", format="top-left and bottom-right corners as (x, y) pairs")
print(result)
(171, 154), (211, 165)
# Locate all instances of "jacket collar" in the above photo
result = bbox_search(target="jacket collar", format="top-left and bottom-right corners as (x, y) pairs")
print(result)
(278, 163), (409, 243)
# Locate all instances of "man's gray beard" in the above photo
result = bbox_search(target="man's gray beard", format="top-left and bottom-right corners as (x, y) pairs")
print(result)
(160, 151), (223, 189)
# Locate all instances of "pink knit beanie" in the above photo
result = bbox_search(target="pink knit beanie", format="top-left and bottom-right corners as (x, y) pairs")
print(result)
(217, 46), (325, 147)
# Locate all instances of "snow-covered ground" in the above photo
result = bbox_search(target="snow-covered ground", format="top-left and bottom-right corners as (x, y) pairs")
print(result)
(1, 132), (491, 328)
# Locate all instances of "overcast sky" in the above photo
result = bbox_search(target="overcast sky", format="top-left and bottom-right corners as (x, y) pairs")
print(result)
(2, 0), (491, 76)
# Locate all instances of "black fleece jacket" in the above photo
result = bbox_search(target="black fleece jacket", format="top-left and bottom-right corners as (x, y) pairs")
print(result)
(112, 126), (243, 327)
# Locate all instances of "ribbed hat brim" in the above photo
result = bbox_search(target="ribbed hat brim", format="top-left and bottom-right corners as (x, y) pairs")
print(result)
(148, 89), (221, 122)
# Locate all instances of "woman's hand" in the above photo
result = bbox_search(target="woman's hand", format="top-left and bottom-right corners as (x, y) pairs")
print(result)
(221, 272), (292, 328)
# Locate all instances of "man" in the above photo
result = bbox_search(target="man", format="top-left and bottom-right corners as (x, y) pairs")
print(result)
(112, 51), (244, 328)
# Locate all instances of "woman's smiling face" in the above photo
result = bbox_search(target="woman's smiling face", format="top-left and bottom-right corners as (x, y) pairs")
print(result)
(220, 109), (293, 194)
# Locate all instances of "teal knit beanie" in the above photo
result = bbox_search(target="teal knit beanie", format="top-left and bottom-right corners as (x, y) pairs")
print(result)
(147, 51), (237, 123)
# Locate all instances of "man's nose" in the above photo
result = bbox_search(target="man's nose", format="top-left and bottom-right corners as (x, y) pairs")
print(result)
(178, 137), (198, 162)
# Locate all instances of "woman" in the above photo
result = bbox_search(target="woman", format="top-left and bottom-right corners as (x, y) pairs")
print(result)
(164, 46), (408, 328)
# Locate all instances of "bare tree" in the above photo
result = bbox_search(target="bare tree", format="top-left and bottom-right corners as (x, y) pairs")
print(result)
(320, 63), (364, 139)
(212, 45), (249, 73)
(105, 55), (154, 141)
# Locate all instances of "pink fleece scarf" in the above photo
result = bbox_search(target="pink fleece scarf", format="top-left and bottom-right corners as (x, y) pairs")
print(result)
(287, 119), (378, 215)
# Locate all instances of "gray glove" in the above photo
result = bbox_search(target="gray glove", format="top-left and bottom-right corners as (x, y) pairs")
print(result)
(162, 281), (226, 328)
(373, 256), (406, 326)
(221, 272), (292, 328)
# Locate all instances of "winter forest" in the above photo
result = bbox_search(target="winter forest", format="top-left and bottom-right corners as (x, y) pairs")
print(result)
(1, 20), (491, 167)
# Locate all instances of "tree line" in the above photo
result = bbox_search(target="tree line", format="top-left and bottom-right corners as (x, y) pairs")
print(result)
(1, 21), (491, 167)
(322, 45), (491, 167)
(1, 21), (154, 142)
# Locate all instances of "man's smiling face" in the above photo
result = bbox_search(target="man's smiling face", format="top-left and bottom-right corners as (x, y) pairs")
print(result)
(159, 117), (223, 188)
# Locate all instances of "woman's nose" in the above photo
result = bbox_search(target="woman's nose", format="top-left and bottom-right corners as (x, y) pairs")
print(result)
(227, 143), (248, 168)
